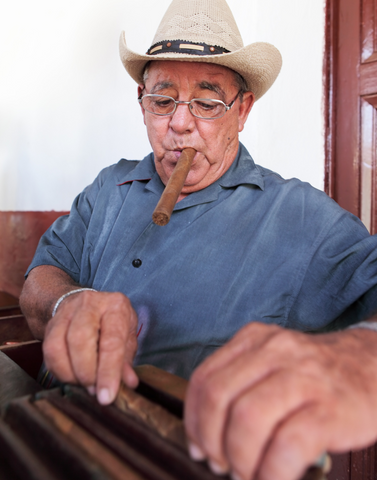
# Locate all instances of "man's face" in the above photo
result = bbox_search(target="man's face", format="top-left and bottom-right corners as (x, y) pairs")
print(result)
(138, 61), (254, 196)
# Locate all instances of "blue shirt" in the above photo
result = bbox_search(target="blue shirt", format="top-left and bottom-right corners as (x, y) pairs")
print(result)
(27, 144), (377, 379)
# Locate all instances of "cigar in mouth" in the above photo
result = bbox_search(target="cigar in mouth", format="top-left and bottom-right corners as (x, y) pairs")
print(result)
(152, 147), (196, 226)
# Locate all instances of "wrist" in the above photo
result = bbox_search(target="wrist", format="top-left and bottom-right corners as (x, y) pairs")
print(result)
(52, 288), (97, 317)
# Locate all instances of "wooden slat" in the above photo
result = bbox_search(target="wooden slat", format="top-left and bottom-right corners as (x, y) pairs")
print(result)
(0, 306), (22, 318)
(0, 341), (43, 380)
(360, 61), (377, 95)
(0, 315), (34, 345)
(4, 396), (112, 480)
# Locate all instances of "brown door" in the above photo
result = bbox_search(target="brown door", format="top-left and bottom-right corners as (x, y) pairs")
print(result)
(326, 1), (377, 479)
(326, 0), (377, 233)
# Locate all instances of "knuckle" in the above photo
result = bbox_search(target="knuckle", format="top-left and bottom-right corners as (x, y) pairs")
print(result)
(200, 379), (227, 413)
(67, 325), (97, 348)
(103, 319), (129, 343)
(100, 334), (126, 353)
(42, 342), (54, 365)
(109, 292), (130, 308)
(231, 395), (254, 427)
(190, 366), (209, 391)
(266, 328), (299, 353)
(43, 336), (62, 363)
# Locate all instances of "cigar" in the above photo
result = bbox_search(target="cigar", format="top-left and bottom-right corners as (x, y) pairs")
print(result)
(152, 147), (196, 226)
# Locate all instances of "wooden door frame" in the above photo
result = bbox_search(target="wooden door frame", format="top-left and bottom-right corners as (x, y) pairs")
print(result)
(324, 3), (377, 478)
(323, 0), (337, 201)
(324, 0), (361, 218)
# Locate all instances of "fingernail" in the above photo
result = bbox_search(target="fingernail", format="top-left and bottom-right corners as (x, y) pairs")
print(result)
(98, 388), (111, 405)
(231, 472), (243, 480)
(208, 459), (229, 475)
(87, 385), (96, 395)
(188, 442), (206, 461)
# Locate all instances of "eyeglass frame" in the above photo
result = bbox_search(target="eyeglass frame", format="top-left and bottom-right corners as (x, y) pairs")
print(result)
(137, 90), (241, 120)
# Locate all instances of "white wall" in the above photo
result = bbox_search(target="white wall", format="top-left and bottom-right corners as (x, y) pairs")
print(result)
(0, 0), (325, 211)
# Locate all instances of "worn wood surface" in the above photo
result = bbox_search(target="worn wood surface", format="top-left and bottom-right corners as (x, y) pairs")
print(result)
(0, 314), (34, 345)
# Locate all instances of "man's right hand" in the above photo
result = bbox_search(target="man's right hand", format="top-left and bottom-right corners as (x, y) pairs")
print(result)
(20, 266), (139, 405)
(43, 289), (139, 404)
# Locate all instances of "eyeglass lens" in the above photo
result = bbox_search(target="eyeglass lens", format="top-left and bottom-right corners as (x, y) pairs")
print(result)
(141, 95), (226, 119)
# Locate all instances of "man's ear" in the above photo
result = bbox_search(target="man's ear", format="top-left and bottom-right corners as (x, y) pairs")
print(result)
(238, 91), (255, 133)
(138, 84), (146, 125)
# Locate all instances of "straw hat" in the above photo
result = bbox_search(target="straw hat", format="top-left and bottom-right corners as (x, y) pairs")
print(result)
(119, 0), (282, 101)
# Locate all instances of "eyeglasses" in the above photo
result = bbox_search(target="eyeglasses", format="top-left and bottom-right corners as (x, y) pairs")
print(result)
(138, 91), (240, 120)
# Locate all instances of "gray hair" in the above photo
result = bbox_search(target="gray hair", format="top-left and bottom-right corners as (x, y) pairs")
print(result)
(232, 70), (248, 103)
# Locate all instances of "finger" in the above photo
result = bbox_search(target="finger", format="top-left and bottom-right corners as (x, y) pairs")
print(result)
(122, 361), (139, 389)
(225, 371), (324, 480)
(67, 304), (101, 387)
(191, 322), (280, 384)
(256, 404), (331, 480)
(186, 327), (295, 465)
(43, 314), (77, 383)
(121, 307), (139, 389)
(96, 313), (128, 404)
(185, 323), (281, 453)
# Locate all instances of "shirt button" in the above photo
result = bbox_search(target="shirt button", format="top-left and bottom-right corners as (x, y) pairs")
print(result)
(132, 259), (142, 268)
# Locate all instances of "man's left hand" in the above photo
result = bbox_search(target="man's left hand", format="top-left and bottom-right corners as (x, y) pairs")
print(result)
(185, 322), (377, 480)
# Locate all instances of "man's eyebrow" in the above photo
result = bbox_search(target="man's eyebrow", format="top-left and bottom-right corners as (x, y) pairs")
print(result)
(150, 81), (174, 93)
(198, 81), (225, 98)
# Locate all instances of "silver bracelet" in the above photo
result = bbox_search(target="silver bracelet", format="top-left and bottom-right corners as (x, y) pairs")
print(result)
(348, 321), (377, 332)
(52, 288), (97, 317)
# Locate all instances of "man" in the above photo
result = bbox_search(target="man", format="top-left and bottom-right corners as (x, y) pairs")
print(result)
(19, 0), (377, 479)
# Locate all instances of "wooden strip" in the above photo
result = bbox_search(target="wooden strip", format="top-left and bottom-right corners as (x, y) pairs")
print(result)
(0, 315), (34, 344)
(135, 364), (187, 402)
(4, 396), (110, 480)
(64, 385), (221, 480)
(35, 399), (144, 480)
(0, 305), (21, 318)
(47, 393), (177, 480)
(360, 61), (377, 95)
(0, 417), (56, 480)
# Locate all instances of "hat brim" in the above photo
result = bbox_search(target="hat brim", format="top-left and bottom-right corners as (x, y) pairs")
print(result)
(119, 32), (282, 101)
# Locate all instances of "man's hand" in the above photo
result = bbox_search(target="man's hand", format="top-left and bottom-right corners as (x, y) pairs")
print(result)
(43, 289), (139, 405)
(185, 322), (377, 480)
(20, 265), (139, 405)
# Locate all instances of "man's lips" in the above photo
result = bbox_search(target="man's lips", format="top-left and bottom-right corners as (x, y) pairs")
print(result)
(172, 149), (196, 161)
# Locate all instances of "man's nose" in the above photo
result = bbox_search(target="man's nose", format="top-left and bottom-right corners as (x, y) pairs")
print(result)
(168, 102), (196, 133)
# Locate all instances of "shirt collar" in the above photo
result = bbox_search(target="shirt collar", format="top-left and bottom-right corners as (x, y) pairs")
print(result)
(218, 143), (264, 190)
(117, 153), (155, 185)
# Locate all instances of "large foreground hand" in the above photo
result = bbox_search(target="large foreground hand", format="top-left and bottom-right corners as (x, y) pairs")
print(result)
(43, 289), (139, 405)
(185, 322), (377, 480)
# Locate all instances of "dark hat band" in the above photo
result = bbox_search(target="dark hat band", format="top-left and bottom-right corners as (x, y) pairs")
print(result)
(146, 40), (230, 56)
